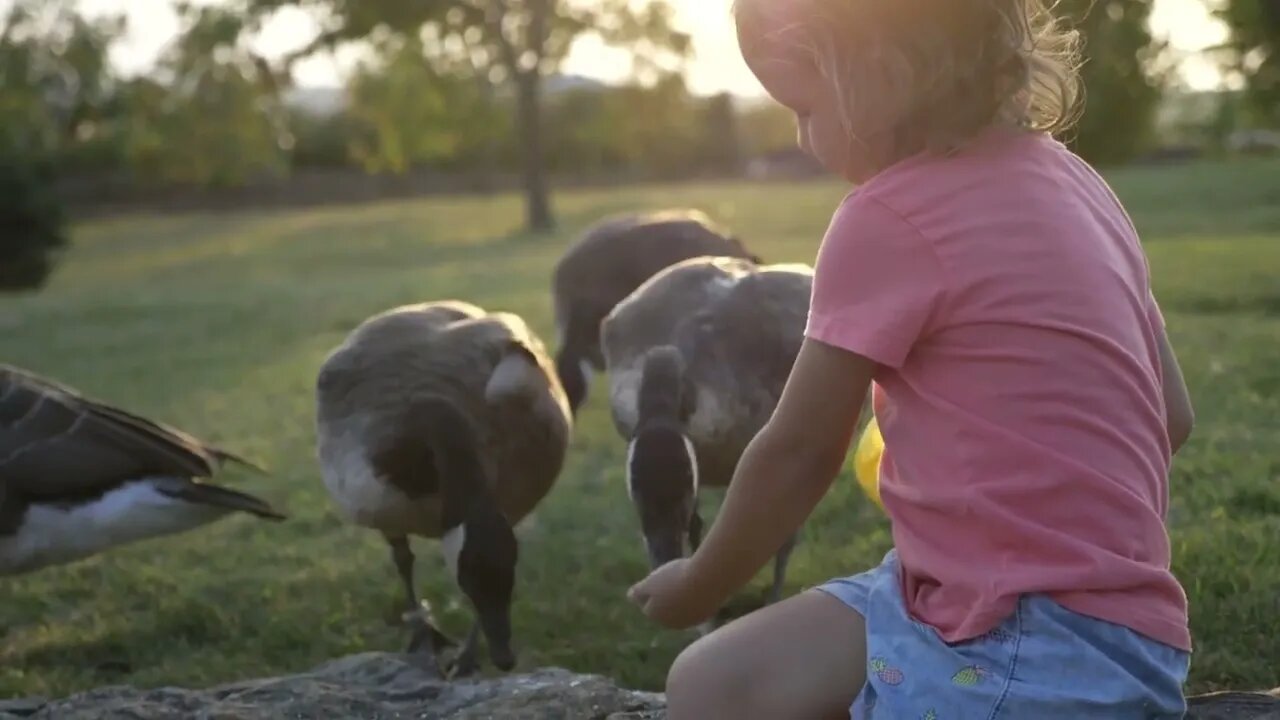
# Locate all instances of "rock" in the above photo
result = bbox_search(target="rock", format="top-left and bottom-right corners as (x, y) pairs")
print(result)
(3, 653), (1276, 719)
(7, 653), (665, 720)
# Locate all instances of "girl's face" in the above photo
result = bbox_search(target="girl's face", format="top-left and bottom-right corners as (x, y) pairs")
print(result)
(735, 5), (871, 183)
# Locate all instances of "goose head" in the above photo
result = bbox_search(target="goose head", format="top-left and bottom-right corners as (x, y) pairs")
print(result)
(626, 420), (698, 569)
(624, 345), (698, 570)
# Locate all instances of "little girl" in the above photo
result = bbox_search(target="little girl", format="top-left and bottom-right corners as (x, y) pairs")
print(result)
(627, 0), (1197, 718)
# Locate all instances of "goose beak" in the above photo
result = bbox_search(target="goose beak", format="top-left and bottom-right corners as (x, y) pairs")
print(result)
(645, 532), (685, 571)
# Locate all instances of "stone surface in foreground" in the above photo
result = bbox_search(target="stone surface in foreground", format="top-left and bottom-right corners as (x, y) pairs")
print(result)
(0, 652), (1274, 719)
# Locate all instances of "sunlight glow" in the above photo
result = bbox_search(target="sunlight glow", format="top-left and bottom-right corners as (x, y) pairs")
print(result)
(48, 0), (1231, 94)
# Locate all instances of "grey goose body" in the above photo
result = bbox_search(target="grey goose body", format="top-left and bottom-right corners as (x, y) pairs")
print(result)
(315, 300), (571, 677)
(0, 364), (284, 576)
(551, 209), (760, 415)
(601, 256), (813, 608)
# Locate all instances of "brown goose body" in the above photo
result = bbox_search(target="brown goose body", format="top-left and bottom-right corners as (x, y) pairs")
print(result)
(314, 300), (572, 675)
(600, 256), (812, 601)
(315, 301), (571, 538)
(550, 209), (760, 414)
(0, 364), (283, 576)
(602, 256), (813, 489)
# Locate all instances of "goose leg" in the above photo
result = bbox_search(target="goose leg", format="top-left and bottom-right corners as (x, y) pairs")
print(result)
(768, 532), (799, 605)
(386, 536), (455, 664)
(388, 535), (420, 614)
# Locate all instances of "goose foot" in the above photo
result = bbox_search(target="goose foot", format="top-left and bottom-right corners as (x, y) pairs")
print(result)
(403, 601), (457, 676)
(444, 626), (482, 680)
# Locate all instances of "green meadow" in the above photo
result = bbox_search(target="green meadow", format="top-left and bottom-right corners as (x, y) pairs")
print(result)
(2, 158), (1278, 698)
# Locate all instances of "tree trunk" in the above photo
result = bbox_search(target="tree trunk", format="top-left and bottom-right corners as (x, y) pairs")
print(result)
(514, 68), (554, 232)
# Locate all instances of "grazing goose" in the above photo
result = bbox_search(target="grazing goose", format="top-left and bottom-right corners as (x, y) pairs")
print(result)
(0, 364), (284, 576)
(601, 256), (812, 606)
(551, 209), (761, 416)
(315, 300), (571, 678)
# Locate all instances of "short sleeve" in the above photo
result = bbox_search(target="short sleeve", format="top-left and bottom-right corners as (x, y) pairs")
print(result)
(805, 194), (946, 368)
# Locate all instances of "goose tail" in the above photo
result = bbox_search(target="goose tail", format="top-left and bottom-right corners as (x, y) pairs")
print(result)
(209, 447), (269, 475)
(155, 479), (286, 521)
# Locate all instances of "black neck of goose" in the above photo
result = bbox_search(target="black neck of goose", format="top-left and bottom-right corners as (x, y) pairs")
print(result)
(554, 346), (588, 416)
(637, 346), (686, 425)
(411, 399), (493, 530)
(435, 439), (494, 533)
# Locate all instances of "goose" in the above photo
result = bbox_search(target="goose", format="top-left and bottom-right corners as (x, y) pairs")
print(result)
(0, 364), (284, 576)
(601, 256), (812, 608)
(315, 300), (571, 678)
(551, 209), (761, 416)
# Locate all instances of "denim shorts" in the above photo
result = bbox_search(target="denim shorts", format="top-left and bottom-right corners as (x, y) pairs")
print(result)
(818, 549), (1191, 719)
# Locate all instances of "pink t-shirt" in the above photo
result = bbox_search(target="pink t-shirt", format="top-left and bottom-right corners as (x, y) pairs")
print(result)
(806, 126), (1190, 651)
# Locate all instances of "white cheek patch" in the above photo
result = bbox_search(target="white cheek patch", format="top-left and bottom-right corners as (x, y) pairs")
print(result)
(625, 437), (638, 502)
(441, 525), (465, 582)
(624, 433), (698, 503)
(681, 434), (699, 493)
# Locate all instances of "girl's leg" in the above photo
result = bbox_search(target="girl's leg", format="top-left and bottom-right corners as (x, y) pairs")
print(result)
(665, 589), (866, 720)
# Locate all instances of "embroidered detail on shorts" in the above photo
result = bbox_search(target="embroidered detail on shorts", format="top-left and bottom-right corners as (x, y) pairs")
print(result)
(951, 665), (990, 686)
(981, 627), (1016, 645)
(870, 656), (905, 685)
(922, 709), (938, 720)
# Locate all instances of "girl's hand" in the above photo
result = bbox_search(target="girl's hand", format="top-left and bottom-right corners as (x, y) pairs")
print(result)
(627, 559), (716, 629)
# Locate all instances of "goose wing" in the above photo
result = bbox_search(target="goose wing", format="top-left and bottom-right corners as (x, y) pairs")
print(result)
(0, 365), (247, 496)
(696, 268), (812, 382)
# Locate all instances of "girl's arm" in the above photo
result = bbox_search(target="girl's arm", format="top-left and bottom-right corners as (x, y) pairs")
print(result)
(629, 338), (876, 629)
(1156, 328), (1194, 454)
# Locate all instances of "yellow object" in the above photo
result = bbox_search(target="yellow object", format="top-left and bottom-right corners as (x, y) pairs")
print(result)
(854, 417), (885, 510)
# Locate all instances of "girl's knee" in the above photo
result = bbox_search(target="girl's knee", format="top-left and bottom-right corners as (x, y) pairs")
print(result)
(665, 636), (756, 719)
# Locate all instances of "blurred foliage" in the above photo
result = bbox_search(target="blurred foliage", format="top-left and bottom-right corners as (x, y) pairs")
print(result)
(0, 153), (69, 292)
(248, 0), (693, 229)
(1215, 0), (1280, 123)
(119, 4), (290, 187)
(1059, 0), (1170, 164)
(347, 35), (507, 174)
(737, 101), (799, 158)
(0, 0), (126, 166)
(0, 0), (1274, 204)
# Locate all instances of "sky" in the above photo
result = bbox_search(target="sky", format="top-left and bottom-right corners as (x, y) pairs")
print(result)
(49, 0), (1232, 96)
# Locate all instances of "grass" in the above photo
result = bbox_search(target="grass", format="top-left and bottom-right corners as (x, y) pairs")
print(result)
(1, 157), (1278, 699)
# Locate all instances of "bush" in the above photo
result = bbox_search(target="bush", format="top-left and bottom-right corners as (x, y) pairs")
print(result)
(0, 156), (69, 292)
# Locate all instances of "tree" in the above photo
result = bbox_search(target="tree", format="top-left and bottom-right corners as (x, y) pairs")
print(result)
(0, 0), (126, 165)
(250, 0), (691, 232)
(737, 100), (799, 158)
(120, 4), (291, 188)
(0, 0), (120, 291)
(347, 35), (507, 174)
(699, 92), (741, 173)
(0, 154), (68, 292)
(1216, 0), (1280, 123)
(1057, 0), (1170, 164)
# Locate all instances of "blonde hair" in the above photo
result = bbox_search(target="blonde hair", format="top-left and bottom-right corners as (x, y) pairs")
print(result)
(739, 0), (1083, 168)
